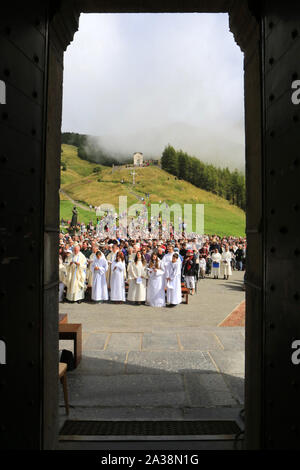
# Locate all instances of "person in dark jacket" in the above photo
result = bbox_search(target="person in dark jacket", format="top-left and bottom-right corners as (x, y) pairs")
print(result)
(235, 245), (245, 271)
(182, 250), (197, 295)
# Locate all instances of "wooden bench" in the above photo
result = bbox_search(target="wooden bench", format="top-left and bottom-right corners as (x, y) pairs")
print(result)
(59, 323), (82, 368)
(59, 313), (68, 324)
(181, 286), (189, 304)
(162, 284), (189, 305)
(59, 362), (69, 415)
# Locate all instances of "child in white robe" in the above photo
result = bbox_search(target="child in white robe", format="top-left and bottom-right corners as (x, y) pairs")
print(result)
(110, 251), (126, 302)
(91, 251), (108, 302)
(199, 256), (206, 279)
(127, 252), (147, 304)
(166, 253), (182, 307)
(146, 253), (165, 307)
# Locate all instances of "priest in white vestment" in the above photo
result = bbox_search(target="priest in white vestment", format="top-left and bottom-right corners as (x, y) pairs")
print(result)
(91, 251), (108, 302)
(65, 245), (87, 302)
(146, 253), (165, 307)
(87, 245), (98, 288)
(127, 252), (148, 304)
(221, 245), (232, 280)
(165, 253), (182, 306)
(110, 252), (126, 302)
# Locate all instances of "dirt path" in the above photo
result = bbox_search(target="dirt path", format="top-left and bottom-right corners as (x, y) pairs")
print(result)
(60, 189), (94, 212)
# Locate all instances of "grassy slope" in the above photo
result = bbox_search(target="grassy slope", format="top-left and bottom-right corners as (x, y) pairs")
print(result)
(60, 144), (245, 237)
(60, 200), (93, 225)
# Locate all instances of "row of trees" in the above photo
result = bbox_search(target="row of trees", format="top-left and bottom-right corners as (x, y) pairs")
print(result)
(61, 134), (245, 210)
(77, 137), (119, 167)
(61, 132), (131, 167)
(161, 145), (246, 211)
(61, 132), (86, 148)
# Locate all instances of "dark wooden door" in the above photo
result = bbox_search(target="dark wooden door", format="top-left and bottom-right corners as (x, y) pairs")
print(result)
(261, 0), (300, 449)
(0, 3), (48, 449)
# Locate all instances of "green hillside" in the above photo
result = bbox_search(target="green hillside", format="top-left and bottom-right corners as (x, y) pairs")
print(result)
(60, 144), (246, 237)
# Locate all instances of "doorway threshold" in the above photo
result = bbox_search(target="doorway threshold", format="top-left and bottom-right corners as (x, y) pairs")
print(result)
(59, 419), (242, 441)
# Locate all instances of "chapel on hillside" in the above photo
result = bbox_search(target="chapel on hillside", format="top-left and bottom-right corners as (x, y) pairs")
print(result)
(133, 152), (143, 166)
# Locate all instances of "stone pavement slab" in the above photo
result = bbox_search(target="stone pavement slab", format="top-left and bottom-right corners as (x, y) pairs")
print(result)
(69, 351), (127, 376)
(184, 373), (238, 407)
(208, 350), (245, 375)
(59, 406), (185, 422)
(142, 333), (180, 351)
(221, 373), (245, 404)
(126, 351), (217, 375)
(63, 374), (187, 407)
(178, 331), (222, 351)
(214, 329), (245, 351)
(83, 333), (108, 350)
(106, 333), (142, 351)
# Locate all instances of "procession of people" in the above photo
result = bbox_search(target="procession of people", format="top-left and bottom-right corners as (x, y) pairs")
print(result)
(59, 214), (246, 307)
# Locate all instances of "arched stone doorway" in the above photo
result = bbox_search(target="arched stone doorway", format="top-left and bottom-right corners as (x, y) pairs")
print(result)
(1, 0), (299, 450)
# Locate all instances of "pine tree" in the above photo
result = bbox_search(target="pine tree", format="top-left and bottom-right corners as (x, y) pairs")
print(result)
(160, 145), (246, 211)
(161, 145), (178, 175)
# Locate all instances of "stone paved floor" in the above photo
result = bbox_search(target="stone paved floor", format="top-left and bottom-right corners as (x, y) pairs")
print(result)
(59, 271), (245, 425)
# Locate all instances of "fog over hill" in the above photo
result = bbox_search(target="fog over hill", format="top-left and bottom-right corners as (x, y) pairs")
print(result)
(62, 13), (245, 172)
(92, 120), (245, 171)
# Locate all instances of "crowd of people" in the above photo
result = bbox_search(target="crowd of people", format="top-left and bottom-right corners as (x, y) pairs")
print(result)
(58, 225), (246, 308)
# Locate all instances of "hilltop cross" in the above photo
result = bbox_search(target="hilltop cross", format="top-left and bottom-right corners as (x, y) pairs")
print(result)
(131, 170), (136, 186)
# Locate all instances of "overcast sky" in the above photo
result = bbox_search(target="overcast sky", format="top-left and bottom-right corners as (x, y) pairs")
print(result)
(62, 13), (245, 170)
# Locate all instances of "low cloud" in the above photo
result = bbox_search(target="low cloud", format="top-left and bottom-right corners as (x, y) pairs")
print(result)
(62, 13), (245, 170)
